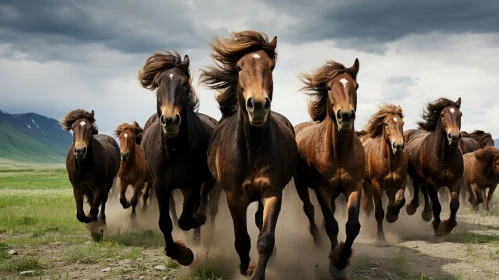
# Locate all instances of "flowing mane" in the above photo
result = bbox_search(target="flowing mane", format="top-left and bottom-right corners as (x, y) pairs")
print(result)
(299, 61), (357, 122)
(417, 98), (460, 131)
(469, 130), (492, 142)
(59, 109), (98, 134)
(199, 30), (277, 117)
(114, 121), (144, 143)
(364, 104), (404, 138)
(475, 146), (499, 162)
(138, 50), (199, 111)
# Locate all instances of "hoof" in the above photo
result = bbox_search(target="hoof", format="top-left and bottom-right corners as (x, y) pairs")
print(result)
(435, 220), (456, 236)
(422, 209), (432, 222)
(120, 199), (130, 209)
(192, 212), (207, 226)
(329, 263), (347, 280)
(166, 241), (194, 266)
(406, 202), (418, 216)
(178, 218), (199, 231)
(385, 213), (399, 224)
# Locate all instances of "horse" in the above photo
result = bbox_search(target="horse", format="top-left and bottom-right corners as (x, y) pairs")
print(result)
(468, 130), (495, 148)
(115, 121), (153, 215)
(360, 104), (407, 246)
(60, 109), (120, 224)
(463, 146), (499, 211)
(200, 31), (297, 280)
(459, 131), (481, 154)
(139, 51), (217, 266)
(404, 97), (463, 236)
(293, 59), (364, 279)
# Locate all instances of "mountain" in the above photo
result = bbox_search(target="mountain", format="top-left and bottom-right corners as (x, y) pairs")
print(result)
(495, 139), (499, 148)
(0, 110), (72, 163)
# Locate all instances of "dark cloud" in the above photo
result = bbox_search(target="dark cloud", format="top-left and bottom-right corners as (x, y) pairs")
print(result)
(378, 76), (418, 101)
(261, 0), (499, 52)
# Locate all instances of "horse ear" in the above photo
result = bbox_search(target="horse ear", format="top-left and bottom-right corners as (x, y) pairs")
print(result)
(89, 110), (95, 118)
(269, 36), (277, 50)
(348, 58), (360, 76)
(455, 97), (461, 108)
(183, 55), (190, 67)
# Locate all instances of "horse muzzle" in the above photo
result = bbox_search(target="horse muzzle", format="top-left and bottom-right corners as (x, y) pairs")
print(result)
(74, 146), (87, 161)
(336, 109), (356, 133)
(246, 97), (271, 127)
(120, 152), (129, 162)
(160, 114), (181, 137)
(447, 132), (461, 148)
(391, 142), (405, 155)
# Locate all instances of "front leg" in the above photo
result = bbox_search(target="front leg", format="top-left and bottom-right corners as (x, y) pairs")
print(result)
(386, 178), (406, 223)
(485, 184), (497, 212)
(437, 180), (461, 236)
(465, 182), (478, 210)
(73, 187), (91, 223)
(119, 177), (131, 209)
(130, 178), (145, 215)
(154, 182), (193, 266)
(193, 178), (216, 225)
(178, 187), (202, 231)
(373, 187), (387, 246)
(226, 191), (252, 276)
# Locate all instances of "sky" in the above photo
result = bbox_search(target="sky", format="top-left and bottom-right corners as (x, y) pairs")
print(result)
(1, 0), (499, 138)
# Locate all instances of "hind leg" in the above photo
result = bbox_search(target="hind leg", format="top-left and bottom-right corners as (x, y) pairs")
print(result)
(465, 182), (478, 210)
(485, 185), (496, 212)
(406, 175), (421, 215)
(255, 200), (264, 231)
(194, 178), (216, 225)
(154, 182), (193, 266)
(98, 182), (112, 223)
(209, 183), (222, 224)
(142, 179), (153, 207)
(386, 179), (406, 223)
(329, 185), (361, 280)
(437, 181), (461, 236)
(130, 179), (144, 216)
(426, 185), (443, 235)
(373, 187), (387, 245)
(421, 184), (433, 222)
(226, 191), (252, 276)
(170, 191), (178, 226)
(251, 194), (282, 280)
(73, 187), (91, 223)
(362, 180), (374, 217)
(295, 173), (321, 247)
(178, 187), (203, 231)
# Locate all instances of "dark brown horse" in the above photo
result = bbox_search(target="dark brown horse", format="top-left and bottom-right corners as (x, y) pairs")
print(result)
(459, 132), (481, 154)
(60, 109), (120, 224)
(293, 59), (364, 279)
(463, 146), (499, 211)
(200, 31), (297, 280)
(469, 130), (495, 148)
(360, 104), (407, 245)
(115, 122), (153, 215)
(139, 51), (217, 266)
(404, 98), (463, 236)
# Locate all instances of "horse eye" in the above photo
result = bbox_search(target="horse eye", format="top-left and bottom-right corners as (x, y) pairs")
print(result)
(236, 65), (242, 72)
(384, 123), (388, 127)
(327, 86), (332, 91)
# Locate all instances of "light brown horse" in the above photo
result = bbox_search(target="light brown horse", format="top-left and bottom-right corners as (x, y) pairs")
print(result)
(463, 146), (499, 211)
(293, 59), (364, 279)
(115, 121), (153, 215)
(404, 98), (463, 236)
(360, 104), (407, 245)
(60, 109), (120, 224)
(200, 31), (297, 280)
(139, 51), (217, 266)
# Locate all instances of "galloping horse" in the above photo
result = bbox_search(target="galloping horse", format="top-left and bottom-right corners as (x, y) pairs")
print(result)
(463, 146), (499, 211)
(405, 98), (463, 236)
(360, 104), (407, 245)
(293, 59), (364, 279)
(139, 51), (217, 266)
(115, 121), (153, 215)
(60, 109), (120, 224)
(200, 31), (297, 280)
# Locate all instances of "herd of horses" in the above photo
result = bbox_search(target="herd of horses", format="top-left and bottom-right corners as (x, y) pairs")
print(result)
(58, 30), (499, 280)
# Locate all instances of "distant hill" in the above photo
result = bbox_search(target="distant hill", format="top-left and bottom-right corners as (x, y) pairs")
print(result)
(0, 110), (72, 163)
(495, 139), (499, 148)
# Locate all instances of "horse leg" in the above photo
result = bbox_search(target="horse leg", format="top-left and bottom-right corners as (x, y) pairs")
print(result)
(426, 185), (443, 235)
(154, 182), (193, 266)
(465, 182), (478, 210)
(119, 177), (131, 209)
(485, 185), (496, 212)
(329, 186), (361, 280)
(178, 187), (202, 231)
(89, 186), (106, 222)
(294, 173), (321, 247)
(437, 181), (461, 236)
(142, 179), (153, 208)
(420, 183), (432, 222)
(362, 180), (374, 217)
(130, 179), (144, 216)
(386, 179), (406, 223)
(193, 178), (216, 225)
(98, 182), (112, 223)
(73, 187), (91, 223)
(226, 192), (252, 276)
(251, 194), (282, 280)
(406, 175), (421, 215)
(209, 183), (222, 224)
(170, 191), (178, 227)
(255, 200), (264, 231)
(373, 187), (387, 246)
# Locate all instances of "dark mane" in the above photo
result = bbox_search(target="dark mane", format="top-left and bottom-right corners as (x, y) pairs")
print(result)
(115, 121), (144, 145)
(299, 61), (357, 122)
(475, 146), (499, 162)
(199, 30), (277, 117)
(469, 130), (492, 141)
(417, 98), (460, 131)
(59, 109), (98, 134)
(138, 50), (199, 111)
(364, 104), (404, 138)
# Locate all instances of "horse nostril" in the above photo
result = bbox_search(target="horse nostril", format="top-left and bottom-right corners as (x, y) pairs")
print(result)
(351, 110), (356, 120)
(82, 146), (87, 154)
(247, 98), (254, 110)
(448, 133), (452, 139)
(174, 115), (181, 125)
(264, 98), (271, 110)
(336, 110), (342, 120)
(160, 115), (166, 125)
(74, 147), (77, 154)
(393, 142), (397, 148)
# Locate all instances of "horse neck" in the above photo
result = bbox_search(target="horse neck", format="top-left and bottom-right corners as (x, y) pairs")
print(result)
(324, 116), (355, 159)
(237, 109), (271, 165)
(432, 120), (451, 159)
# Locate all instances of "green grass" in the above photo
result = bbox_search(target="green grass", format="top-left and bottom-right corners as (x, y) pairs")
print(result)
(0, 255), (41, 273)
(0, 168), (70, 190)
(59, 243), (122, 264)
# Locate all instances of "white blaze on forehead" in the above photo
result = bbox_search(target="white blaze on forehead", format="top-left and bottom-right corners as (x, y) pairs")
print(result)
(252, 53), (260, 59)
(124, 133), (128, 138)
(79, 121), (86, 127)
(450, 108), (455, 114)
(169, 74), (173, 80)
(393, 117), (398, 122)
(339, 78), (348, 88)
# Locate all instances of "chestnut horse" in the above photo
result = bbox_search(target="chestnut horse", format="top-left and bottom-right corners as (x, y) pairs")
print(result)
(200, 31), (297, 280)
(463, 146), (499, 211)
(360, 104), (407, 245)
(404, 98), (463, 236)
(294, 59), (364, 279)
(60, 109), (120, 224)
(139, 51), (217, 266)
(115, 121), (153, 215)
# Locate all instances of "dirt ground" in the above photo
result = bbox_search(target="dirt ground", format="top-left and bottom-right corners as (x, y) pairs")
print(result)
(2, 183), (499, 280)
